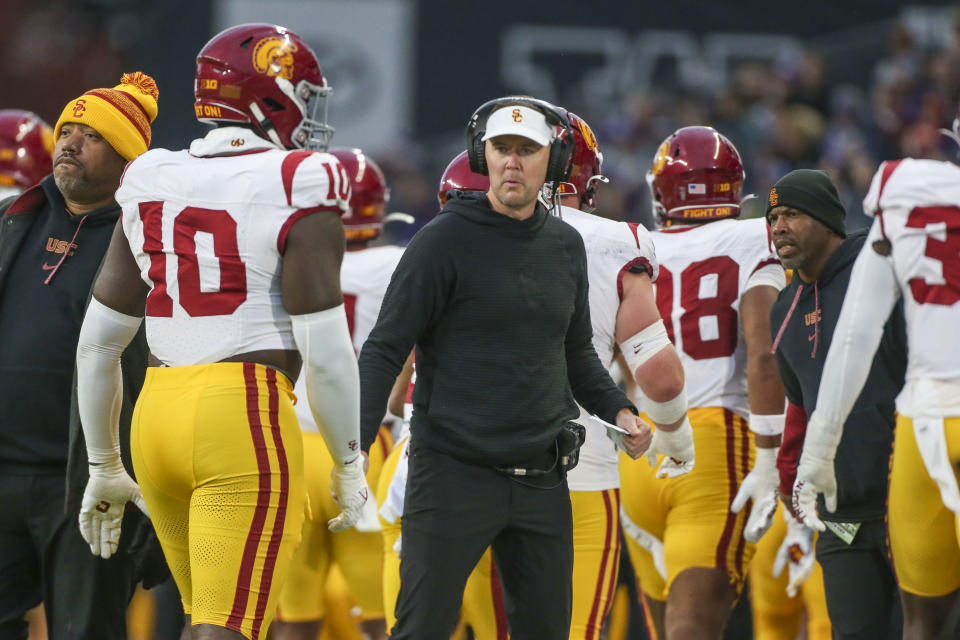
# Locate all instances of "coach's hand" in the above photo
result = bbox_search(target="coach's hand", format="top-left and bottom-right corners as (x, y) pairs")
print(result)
(645, 417), (695, 478)
(731, 445), (780, 542)
(792, 422), (838, 532)
(616, 409), (653, 460)
(329, 453), (369, 533)
(79, 458), (149, 559)
(773, 517), (815, 597)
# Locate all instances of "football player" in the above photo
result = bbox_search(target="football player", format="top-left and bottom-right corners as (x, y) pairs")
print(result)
(794, 111), (960, 639)
(543, 110), (693, 640)
(73, 23), (365, 640)
(0, 109), (53, 199)
(272, 147), (401, 640)
(619, 126), (786, 638)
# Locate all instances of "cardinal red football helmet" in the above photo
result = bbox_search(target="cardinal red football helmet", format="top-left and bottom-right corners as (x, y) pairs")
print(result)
(546, 110), (607, 213)
(195, 23), (333, 150)
(328, 147), (389, 243)
(438, 150), (489, 207)
(647, 126), (744, 225)
(0, 110), (53, 191)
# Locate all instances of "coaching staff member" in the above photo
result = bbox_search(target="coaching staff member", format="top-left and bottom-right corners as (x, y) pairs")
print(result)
(358, 97), (659, 639)
(766, 169), (905, 638)
(0, 74), (166, 639)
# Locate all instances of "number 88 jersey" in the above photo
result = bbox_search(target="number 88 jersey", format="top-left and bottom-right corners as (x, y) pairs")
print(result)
(651, 217), (783, 417)
(116, 127), (350, 366)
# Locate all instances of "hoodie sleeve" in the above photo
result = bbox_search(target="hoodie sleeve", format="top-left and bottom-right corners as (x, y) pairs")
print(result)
(358, 221), (456, 451)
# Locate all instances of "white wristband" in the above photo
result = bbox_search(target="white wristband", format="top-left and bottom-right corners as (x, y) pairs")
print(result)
(645, 388), (688, 426)
(749, 413), (786, 437)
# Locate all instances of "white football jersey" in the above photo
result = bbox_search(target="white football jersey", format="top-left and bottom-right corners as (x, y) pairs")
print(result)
(117, 127), (349, 366)
(862, 158), (960, 412)
(648, 217), (783, 418)
(342, 244), (405, 354)
(560, 206), (659, 491)
(294, 243), (404, 432)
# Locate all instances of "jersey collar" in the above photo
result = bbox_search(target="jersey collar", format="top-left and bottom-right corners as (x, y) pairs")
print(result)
(189, 127), (280, 158)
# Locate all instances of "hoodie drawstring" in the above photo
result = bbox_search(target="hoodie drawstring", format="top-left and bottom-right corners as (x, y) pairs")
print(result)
(770, 284), (803, 354)
(43, 214), (87, 285)
(811, 281), (820, 359)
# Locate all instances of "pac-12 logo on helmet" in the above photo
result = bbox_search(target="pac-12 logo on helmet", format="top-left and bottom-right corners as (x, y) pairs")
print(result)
(647, 126), (744, 226)
(0, 109), (54, 193)
(545, 110), (607, 213)
(328, 147), (390, 244)
(194, 23), (334, 151)
(438, 150), (489, 207)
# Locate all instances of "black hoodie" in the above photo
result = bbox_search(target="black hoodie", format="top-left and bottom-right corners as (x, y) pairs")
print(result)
(358, 191), (634, 466)
(0, 176), (122, 468)
(770, 230), (907, 522)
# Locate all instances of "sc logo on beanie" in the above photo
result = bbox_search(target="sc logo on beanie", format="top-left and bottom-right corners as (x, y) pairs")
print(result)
(72, 99), (87, 119)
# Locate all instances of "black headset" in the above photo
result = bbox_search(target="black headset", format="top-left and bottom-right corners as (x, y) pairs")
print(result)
(466, 96), (575, 183)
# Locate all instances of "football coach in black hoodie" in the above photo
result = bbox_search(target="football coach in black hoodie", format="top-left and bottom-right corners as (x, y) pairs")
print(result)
(358, 97), (653, 639)
(766, 169), (906, 638)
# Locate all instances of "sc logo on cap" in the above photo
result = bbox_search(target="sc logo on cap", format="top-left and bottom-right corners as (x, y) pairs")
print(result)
(72, 99), (87, 118)
(512, 108), (523, 122)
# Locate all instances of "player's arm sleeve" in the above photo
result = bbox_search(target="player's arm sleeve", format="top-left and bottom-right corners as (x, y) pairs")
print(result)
(806, 220), (900, 454)
(291, 306), (361, 467)
(76, 298), (144, 463)
(565, 236), (636, 423)
(358, 225), (454, 451)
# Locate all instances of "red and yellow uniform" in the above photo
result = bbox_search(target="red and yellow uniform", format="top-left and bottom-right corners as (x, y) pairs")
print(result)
(132, 362), (305, 639)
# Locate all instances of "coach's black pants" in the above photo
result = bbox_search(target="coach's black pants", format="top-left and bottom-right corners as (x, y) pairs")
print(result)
(816, 517), (902, 639)
(390, 444), (574, 640)
(0, 471), (155, 640)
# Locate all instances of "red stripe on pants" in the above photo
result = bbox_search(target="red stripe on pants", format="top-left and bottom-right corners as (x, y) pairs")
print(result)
(585, 489), (615, 639)
(490, 555), (508, 640)
(734, 414), (750, 579)
(227, 364), (273, 634)
(600, 489), (622, 622)
(250, 369), (289, 639)
(715, 409), (737, 570)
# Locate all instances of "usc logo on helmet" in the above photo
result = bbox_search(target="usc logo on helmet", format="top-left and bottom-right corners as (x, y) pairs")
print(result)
(576, 119), (598, 152)
(252, 36), (299, 80)
(651, 140), (669, 176)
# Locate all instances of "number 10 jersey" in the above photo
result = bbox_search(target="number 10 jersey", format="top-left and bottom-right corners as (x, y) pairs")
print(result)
(650, 217), (783, 417)
(116, 127), (350, 366)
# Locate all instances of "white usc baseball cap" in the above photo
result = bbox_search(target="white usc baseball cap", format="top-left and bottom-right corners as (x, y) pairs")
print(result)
(482, 105), (554, 147)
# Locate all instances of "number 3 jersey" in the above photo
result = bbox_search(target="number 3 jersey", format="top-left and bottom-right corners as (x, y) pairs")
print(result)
(560, 205), (659, 491)
(650, 217), (784, 418)
(862, 158), (960, 413)
(116, 127), (350, 366)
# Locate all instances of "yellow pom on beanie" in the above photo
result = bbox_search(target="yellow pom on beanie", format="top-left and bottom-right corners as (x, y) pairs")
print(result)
(54, 71), (160, 161)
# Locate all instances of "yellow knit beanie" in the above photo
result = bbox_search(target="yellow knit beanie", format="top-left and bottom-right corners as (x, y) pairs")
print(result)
(54, 72), (159, 161)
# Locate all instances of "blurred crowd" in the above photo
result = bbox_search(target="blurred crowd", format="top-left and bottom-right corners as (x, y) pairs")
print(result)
(379, 14), (960, 237)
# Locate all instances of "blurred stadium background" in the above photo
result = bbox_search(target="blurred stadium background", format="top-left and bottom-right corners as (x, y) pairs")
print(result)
(3, 0), (959, 235)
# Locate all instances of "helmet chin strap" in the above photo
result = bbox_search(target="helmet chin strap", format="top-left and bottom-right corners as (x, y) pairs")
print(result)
(248, 102), (284, 148)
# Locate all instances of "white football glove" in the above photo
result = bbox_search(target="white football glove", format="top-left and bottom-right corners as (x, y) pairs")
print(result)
(731, 446), (780, 542)
(773, 517), (815, 597)
(78, 458), (149, 559)
(328, 458), (369, 533)
(646, 418), (695, 478)
(792, 425), (839, 532)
